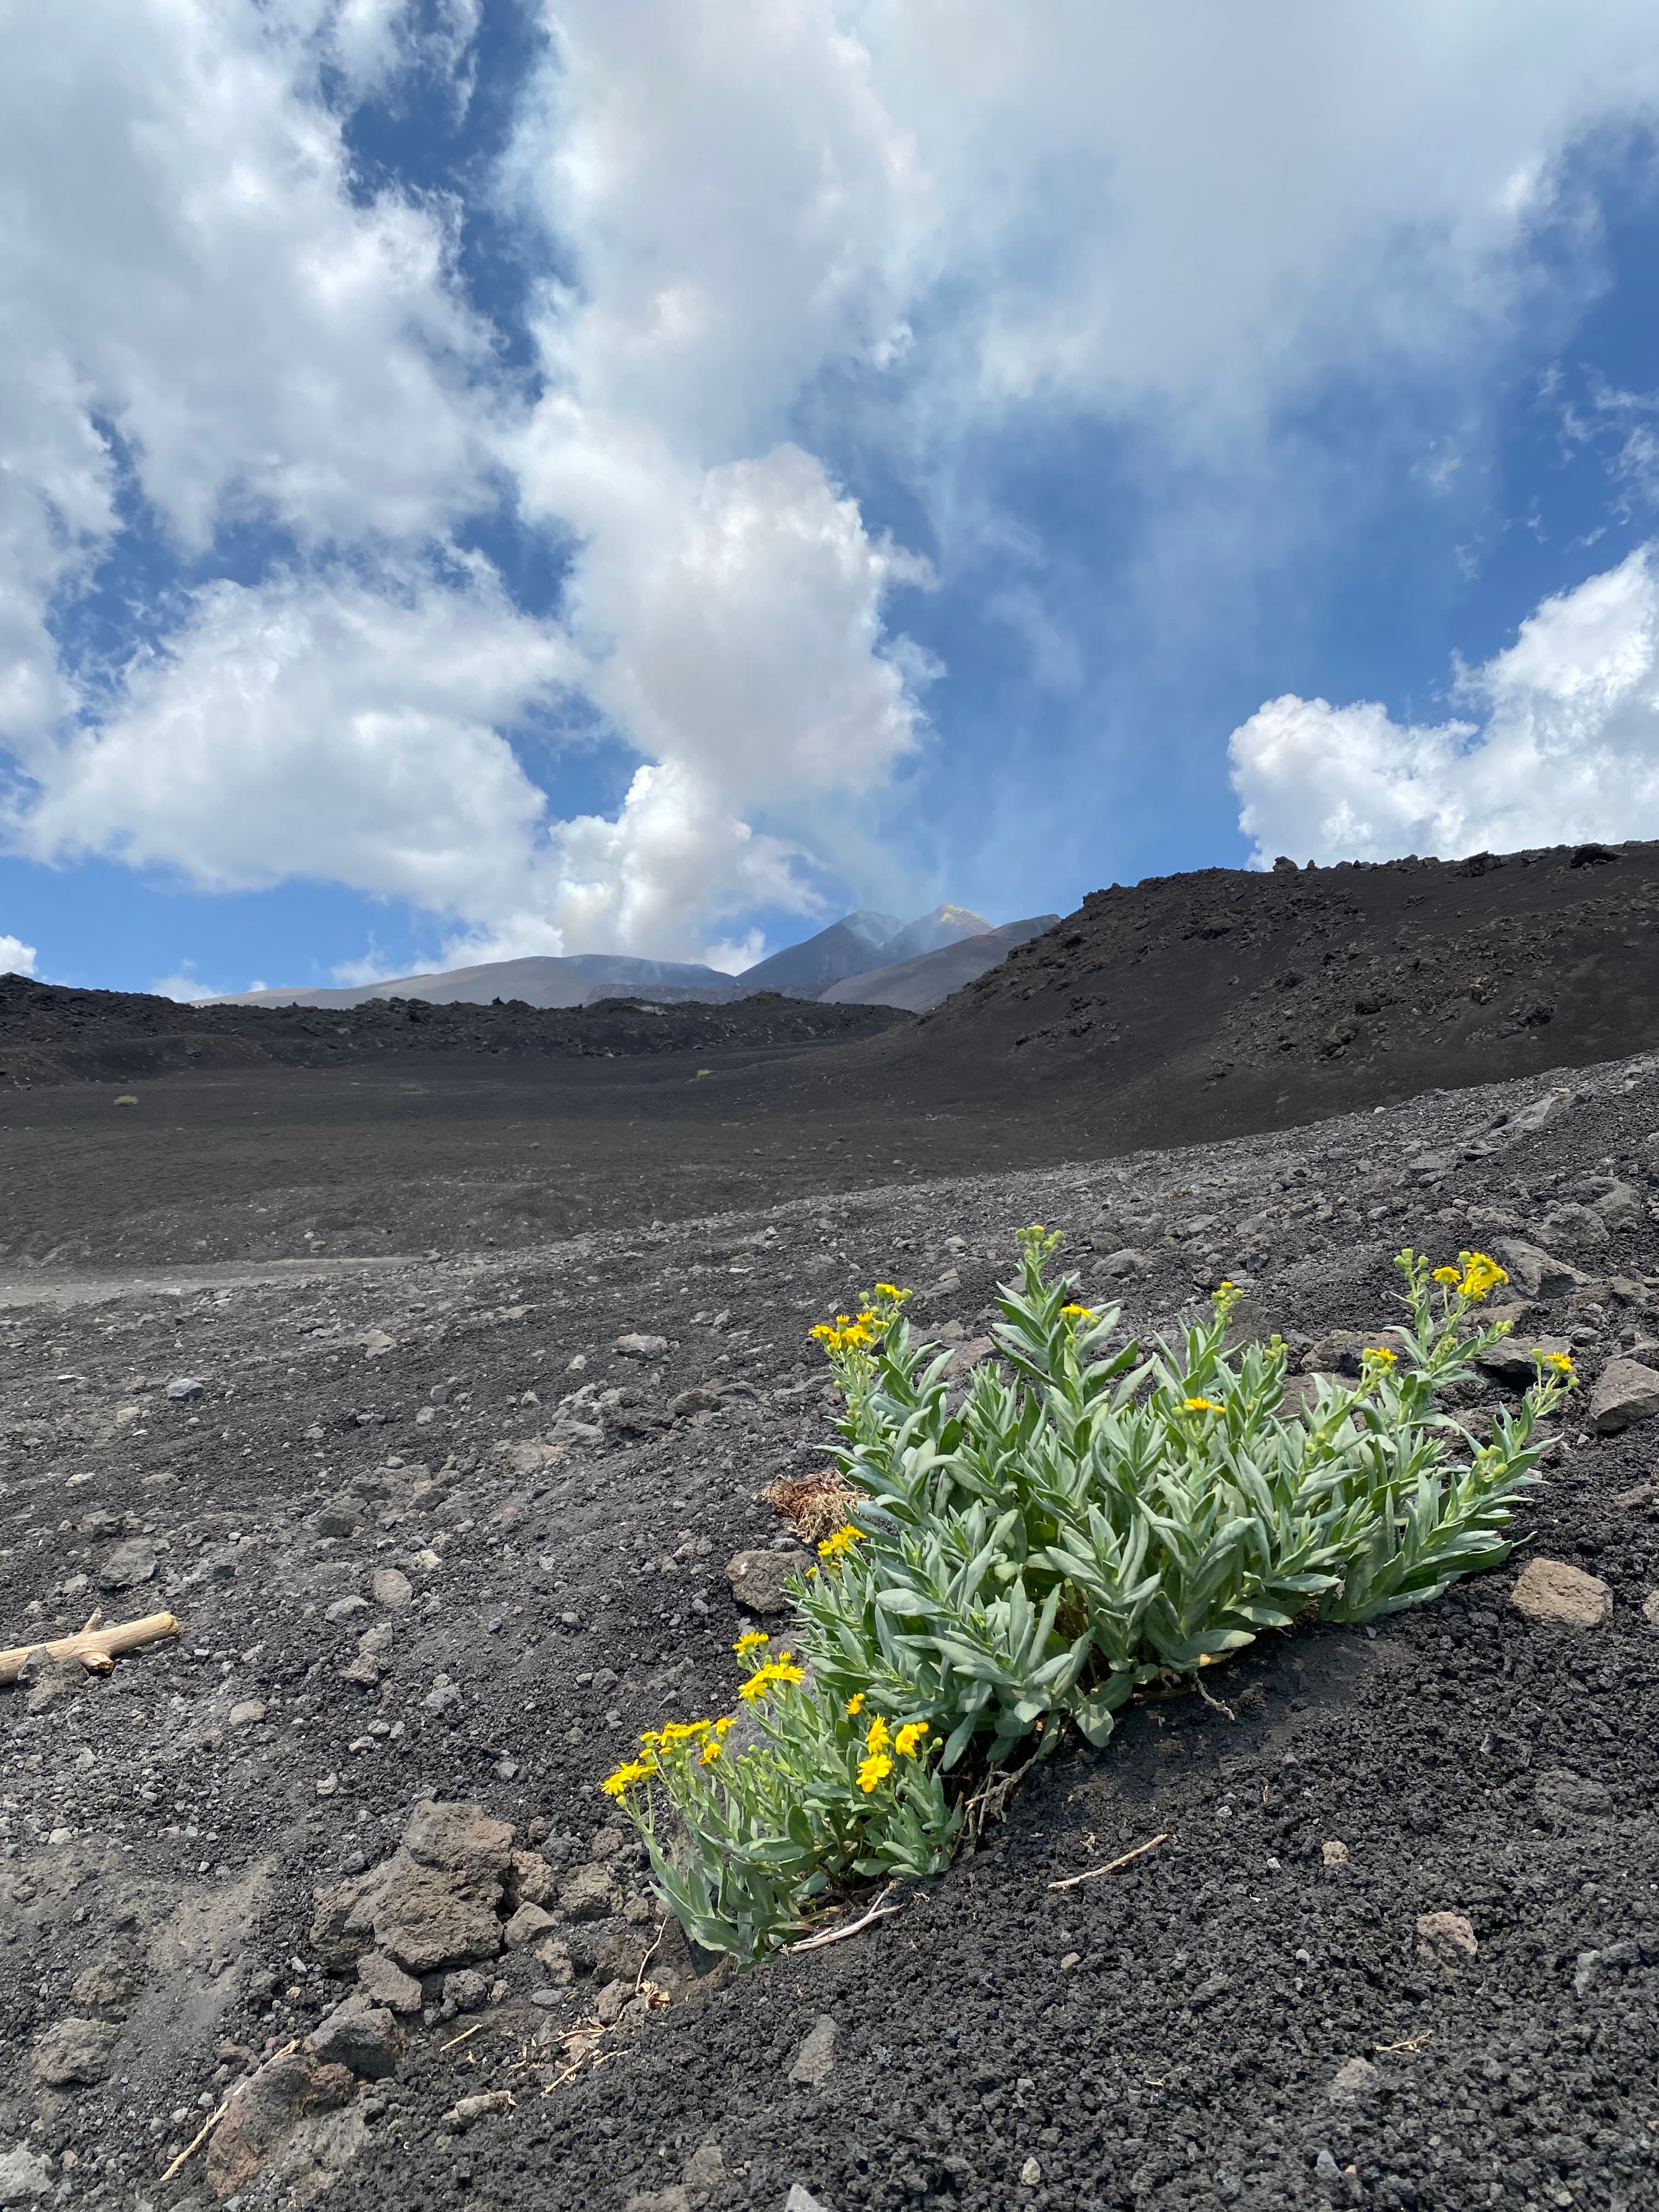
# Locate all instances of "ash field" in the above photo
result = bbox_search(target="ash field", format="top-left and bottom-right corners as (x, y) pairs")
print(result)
(3, 845), (1659, 2212)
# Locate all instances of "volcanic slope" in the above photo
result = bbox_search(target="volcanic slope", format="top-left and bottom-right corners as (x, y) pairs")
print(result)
(862, 836), (1659, 1151)
(2, 1047), (1657, 2211)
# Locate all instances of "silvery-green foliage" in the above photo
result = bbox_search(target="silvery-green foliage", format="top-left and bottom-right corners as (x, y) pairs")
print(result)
(797, 1233), (1567, 1763)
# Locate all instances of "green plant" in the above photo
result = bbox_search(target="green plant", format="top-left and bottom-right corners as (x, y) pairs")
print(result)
(605, 1234), (1572, 1961)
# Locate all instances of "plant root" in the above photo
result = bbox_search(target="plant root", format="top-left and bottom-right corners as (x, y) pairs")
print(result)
(1047, 1832), (1170, 1892)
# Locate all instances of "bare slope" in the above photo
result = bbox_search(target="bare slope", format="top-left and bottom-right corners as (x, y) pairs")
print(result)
(3, 1049), (1657, 2212)
(874, 837), (1659, 1148)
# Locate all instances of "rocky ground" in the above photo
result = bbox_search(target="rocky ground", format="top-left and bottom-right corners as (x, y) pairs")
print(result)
(3, 1049), (1659, 2212)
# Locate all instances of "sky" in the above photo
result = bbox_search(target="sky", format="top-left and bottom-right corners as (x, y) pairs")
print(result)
(7, 3), (1659, 998)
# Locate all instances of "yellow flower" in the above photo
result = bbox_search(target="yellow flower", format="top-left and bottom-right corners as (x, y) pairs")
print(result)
(844, 1692), (865, 1717)
(1432, 1265), (1461, 1285)
(714, 1713), (737, 1736)
(894, 1720), (929, 1758)
(856, 1751), (894, 1793)
(733, 1629), (770, 1657)
(737, 1655), (806, 1702)
(601, 1757), (656, 1799)
(1183, 1396), (1222, 1414)
(1363, 1345), (1398, 1364)
(1060, 1303), (1093, 1323)
(698, 1738), (722, 1766)
(1456, 1250), (1508, 1302)
(1541, 1350), (1575, 1374)
(865, 1713), (891, 1756)
(817, 1523), (865, 1561)
(874, 1282), (900, 1299)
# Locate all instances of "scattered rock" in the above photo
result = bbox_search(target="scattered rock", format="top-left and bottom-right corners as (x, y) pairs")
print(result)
(788, 2014), (837, 2087)
(0, 2149), (53, 2205)
(558, 1864), (623, 1922)
(68, 1953), (140, 2019)
(307, 1993), (403, 2080)
(1321, 1840), (1350, 1867)
(1510, 1557), (1613, 1628)
(1538, 1203), (1610, 1251)
(1476, 1335), (1572, 1386)
(1097, 1248), (1148, 1278)
(725, 1547), (810, 1614)
(533, 1938), (574, 1987)
(97, 1537), (156, 1592)
(20, 1651), (86, 1715)
(504, 1901), (558, 1949)
(507, 1850), (556, 1907)
(1595, 1180), (1645, 1229)
(356, 1952), (422, 2014)
(229, 1699), (267, 1729)
(944, 1335), (997, 1379)
(614, 1333), (669, 1359)
(1645, 1589), (1659, 1627)
(784, 2190), (832, 2212)
(1534, 1768), (1614, 1818)
(1416, 1911), (1477, 1961)
(443, 1969), (490, 2013)
(404, 1799), (513, 1881)
(1495, 1241), (1586, 1301)
(1304, 1329), (1375, 1378)
(682, 2138), (725, 2194)
(371, 1566), (413, 1610)
(31, 2017), (119, 2087)
(166, 1375), (206, 1401)
(1328, 2056), (1380, 2103)
(206, 2049), (355, 2194)
(373, 1860), (505, 1975)
(315, 1503), (359, 1536)
(1588, 1357), (1659, 1434)
(442, 2089), (515, 2133)
(1020, 2155), (1042, 2186)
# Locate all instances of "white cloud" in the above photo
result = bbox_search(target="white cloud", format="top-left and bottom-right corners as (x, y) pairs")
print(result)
(1230, 545), (1659, 864)
(150, 969), (225, 1003)
(13, 0), (1659, 973)
(0, 933), (38, 977)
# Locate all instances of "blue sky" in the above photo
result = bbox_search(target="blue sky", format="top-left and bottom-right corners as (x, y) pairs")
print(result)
(7, 3), (1659, 998)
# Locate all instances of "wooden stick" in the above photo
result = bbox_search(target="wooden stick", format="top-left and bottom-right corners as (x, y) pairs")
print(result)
(0, 1610), (180, 1687)
(1047, 1832), (1169, 1892)
(786, 1887), (904, 1955)
(159, 2040), (297, 2183)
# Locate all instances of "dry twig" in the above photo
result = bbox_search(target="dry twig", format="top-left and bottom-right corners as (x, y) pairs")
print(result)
(1047, 1832), (1169, 1892)
(0, 1609), (180, 1686)
(440, 2021), (486, 2054)
(785, 1887), (903, 1955)
(159, 2039), (297, 2182)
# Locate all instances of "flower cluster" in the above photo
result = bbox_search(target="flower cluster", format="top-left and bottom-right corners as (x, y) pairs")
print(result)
(602, 1713), (739, 1798)
(738, 1651), (806, 1702)
(855, 1710), (933, 1792)
(817, 1523), (864, 1562)
(810, 1310), (879, 1353)
(809, 1280), (912, 1358)
(1433, 1250), (1509, 1302)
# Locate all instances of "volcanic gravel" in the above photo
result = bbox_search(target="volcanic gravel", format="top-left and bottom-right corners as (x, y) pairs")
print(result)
(3, 1045), (1659, 2212)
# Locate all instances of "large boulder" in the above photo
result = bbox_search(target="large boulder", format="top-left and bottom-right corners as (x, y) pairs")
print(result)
(1476, 1335), (1572, 1387)
(309, 1801), (512, 1975)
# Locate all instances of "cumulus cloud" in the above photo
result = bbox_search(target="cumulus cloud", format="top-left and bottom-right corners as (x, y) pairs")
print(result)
(12, 0), (1659, 973)
(1230, 546), (1659, 865)
(0, 934), (38, 977)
